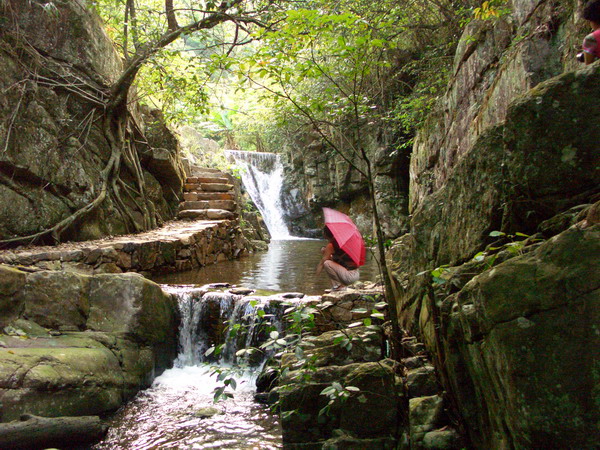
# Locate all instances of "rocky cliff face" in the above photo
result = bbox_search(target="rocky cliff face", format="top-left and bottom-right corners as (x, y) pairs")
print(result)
(282, 127), (409, 239)
(389, 0), (599, 447)
(0, 0), (185, 244)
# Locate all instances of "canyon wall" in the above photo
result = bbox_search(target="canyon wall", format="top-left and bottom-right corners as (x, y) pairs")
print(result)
(388, 0), (599, 447)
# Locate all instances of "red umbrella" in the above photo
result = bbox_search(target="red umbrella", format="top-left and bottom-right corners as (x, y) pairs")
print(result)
(323, 207), (366, 267)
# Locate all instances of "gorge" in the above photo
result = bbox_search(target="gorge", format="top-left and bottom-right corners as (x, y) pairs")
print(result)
(0, 0), (598, 449)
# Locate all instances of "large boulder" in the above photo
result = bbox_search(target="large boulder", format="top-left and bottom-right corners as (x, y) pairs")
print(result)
(279, 361), (399, 446)
(439, 225), (599, 448)
(0, 267), (179, 421)
(388, 1), (599, 446)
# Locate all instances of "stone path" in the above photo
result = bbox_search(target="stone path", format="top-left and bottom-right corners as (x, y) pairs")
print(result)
(0, 219), (246, 275)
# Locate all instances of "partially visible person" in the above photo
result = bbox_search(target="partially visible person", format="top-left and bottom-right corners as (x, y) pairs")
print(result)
(582, 0), (600, 64)
(316, 226), (359, 290)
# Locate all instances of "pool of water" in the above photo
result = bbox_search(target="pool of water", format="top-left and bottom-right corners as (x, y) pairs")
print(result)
(94, 365), (281, 450)
(152, 239), (381, 295)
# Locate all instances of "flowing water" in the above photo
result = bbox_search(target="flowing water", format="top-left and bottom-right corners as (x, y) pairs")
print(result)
(153, 239), (381, 295)
(225, 150), (292, 239)
(95, 150), (381, 447)
(95, 288), (285, 449)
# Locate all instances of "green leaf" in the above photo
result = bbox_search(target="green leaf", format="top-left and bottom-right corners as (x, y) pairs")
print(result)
(489, 231), (505, 237)
(270, 331), (279, 340)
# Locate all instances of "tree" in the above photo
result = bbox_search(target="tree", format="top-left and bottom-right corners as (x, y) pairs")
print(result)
(227, 0), (474, 356)
(0, 0), (275, 246)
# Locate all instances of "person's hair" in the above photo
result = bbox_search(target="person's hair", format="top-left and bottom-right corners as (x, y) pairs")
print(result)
(323, 226), (333, 239)
(584, 0), (600, 23)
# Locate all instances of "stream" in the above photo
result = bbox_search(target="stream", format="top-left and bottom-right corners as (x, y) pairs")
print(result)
(94, 240), (380, 448)
(94, 150), (380, 448)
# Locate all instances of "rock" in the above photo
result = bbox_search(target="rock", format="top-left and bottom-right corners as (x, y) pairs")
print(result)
(409, 395), (444, 435)
(279, 361), (399, 445)
(0, 342), (124, 420)
(318, 432), (397, 449)
(422, 429), (462, 449)
(0, 2), (181, 242)
(193, 407), (222, 418)
(405, 364), (439, 398)
(15, 271), (91, 330)
(401, 337), (426, 356)
(440, 225), (600, 448)
(402, 355), (428, 369)
(229, 288), (255, 295)
(0, 270), (179, 421)
(281, 292), (305, 299)
(0, 265), (27, 327)
(249, 240), (268, 251)
(87, 273), (178, 347)
(281, 327), (383, 369)
(10, 319), (50, 338)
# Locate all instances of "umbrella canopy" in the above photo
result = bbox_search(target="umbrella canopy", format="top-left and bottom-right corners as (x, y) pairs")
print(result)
(323, 207), (366, 267)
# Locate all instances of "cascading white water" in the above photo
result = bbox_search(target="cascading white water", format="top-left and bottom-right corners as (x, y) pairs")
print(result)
(95, 286), (285, 449)
(225, 150), (293, 239)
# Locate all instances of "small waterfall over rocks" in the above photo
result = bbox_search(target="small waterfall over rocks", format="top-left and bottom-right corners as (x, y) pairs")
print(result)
(170, 285), (290, 368)
(226, 150), (293, 239)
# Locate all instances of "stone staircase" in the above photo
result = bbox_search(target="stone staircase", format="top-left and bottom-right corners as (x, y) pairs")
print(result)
(177, 168), (238, 221)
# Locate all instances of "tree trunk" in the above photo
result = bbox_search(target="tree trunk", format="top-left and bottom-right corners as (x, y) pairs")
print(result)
(0, 414), (108, 449)
(365, 158), (402, 360)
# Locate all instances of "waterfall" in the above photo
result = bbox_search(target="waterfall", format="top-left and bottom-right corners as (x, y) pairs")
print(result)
(96, 285), (287, 448)
(225, 150), (293, 239)
(170, 286), (286, 368)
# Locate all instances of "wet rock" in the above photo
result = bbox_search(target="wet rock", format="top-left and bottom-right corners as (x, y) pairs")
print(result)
(422, 429), (462, 449)
(405, 364), (439, 398)
(207, 283), (231, 288)
(193, 407), (223, 419)
(229, 287), (255, 295)
(409, 395), (444, 436)
(281, 292), (305, 299)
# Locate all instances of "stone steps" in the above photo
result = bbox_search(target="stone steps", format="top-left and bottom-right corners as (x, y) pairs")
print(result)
(183, 183), (234, 192)
(179, 200), (236, 212)
(187, 176), (231, 184)
(178, 168), (238, 221)
(178, 209), (236, 220)
(183, 192), (234, 201)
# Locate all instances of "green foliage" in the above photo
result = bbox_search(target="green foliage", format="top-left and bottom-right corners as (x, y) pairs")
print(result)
(471, 230), (542, 269)
(473, 0), (511, 21)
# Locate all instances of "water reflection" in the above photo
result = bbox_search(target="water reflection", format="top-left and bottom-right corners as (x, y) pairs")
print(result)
(153, 240), (381, 295)
(94, 366), (281, 449)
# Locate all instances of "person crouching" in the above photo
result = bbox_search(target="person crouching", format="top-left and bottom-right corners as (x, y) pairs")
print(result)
(316, 226), (359, 290)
